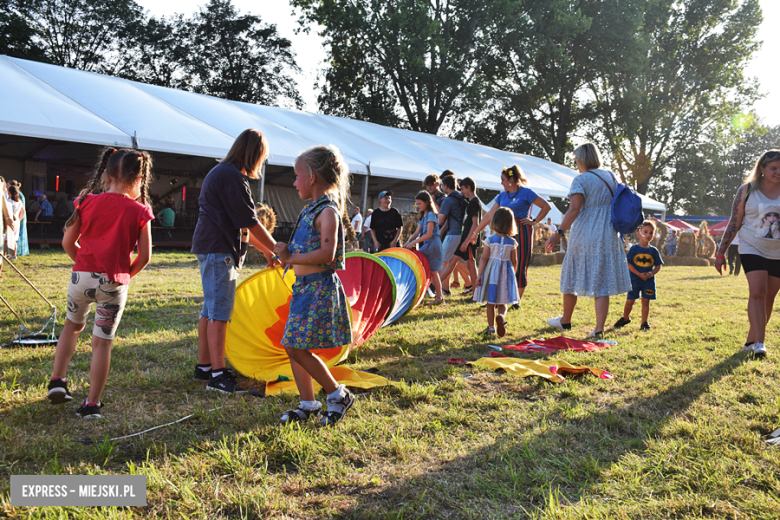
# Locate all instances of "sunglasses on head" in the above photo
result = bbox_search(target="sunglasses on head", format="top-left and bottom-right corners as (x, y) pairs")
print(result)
(764, 151), (780, 161)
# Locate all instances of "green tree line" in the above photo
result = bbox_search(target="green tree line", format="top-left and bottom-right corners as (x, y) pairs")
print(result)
(0, 0), (303, 107)
(2, 0), (778, 213)
(295, 0), (778, 213)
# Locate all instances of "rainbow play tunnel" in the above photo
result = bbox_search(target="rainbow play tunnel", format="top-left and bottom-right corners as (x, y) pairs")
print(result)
(225, 248), (432, 392)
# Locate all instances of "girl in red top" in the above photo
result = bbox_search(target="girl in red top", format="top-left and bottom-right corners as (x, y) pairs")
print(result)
(46, 148), (155, 419)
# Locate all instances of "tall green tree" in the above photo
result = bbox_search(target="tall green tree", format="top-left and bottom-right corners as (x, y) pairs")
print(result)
(651, 115), (780, 214)
(457, 0), (641, 164)
(12, 0), (145, 73)
(0, 6), (48, 61)
(293, 0), (517, 134)
(590, 0), (762, 194)
(178, 0), (302, 107)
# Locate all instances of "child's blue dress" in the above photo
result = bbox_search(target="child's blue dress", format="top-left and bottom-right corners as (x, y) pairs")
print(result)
(473, 235), (519, 305)
(281, 195), (352, 350)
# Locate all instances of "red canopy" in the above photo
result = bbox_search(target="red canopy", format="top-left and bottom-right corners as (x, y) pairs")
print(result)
(708, 220), (729, 235)
(666, 219), (698, 231)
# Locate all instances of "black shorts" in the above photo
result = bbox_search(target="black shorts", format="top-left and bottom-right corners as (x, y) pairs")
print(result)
(739, 253), (780, 278)
(453, 236), (475, 261)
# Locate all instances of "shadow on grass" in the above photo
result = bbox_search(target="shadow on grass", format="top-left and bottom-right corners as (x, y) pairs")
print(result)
(336, 352), (750, 519)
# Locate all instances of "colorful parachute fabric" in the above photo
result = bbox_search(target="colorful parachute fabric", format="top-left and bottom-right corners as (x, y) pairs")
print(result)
(225, 267), (351, 382)
(453, 357), (613, 383)
(502, 336), (613, 354)
(337, 253), (396, 348)
(226, 247), (437, 394)
(376, 249), (424, 326)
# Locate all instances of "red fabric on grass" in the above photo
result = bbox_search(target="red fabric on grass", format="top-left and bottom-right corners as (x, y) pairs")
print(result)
(502, 336), (611, 354)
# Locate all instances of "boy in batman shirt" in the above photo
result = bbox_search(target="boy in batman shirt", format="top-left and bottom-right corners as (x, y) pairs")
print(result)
(614, 220), (663, 331)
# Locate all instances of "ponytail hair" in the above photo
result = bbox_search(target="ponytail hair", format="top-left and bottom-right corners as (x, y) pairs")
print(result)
(295, 145), (351, 218)
(64, 148), (154, 230)
(120, 151), (153, 206)
(501, 165), (528, 186)
(65, 147), (122, 230)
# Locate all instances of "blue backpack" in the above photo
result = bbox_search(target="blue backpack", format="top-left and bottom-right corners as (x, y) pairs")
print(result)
(589, 171), (644, 238)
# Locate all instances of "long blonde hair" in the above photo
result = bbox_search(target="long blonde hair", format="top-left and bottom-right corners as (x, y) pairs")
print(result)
(294, 145), (351, 218)
(745, 149), (780, 191)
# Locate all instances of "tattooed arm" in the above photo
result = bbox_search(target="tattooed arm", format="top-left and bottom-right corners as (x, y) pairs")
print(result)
(715, 184), (748, 274)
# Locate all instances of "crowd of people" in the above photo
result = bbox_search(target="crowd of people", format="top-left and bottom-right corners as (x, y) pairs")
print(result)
(34, 126), (778, 426)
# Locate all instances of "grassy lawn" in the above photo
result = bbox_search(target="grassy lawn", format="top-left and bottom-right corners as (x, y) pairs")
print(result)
(0, 249), (779, 519)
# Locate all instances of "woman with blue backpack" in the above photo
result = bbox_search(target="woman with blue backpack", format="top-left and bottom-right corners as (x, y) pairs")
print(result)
(545, 142), (633, 339)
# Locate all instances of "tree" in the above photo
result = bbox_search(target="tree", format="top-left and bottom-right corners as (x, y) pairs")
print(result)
(457, 0), (641, 164)
(0, 7), (49, 61)
(590, 0), (762, 194)
(293, 0), (516, 134)
(12, 0), (145, 74)
(176, 0), (302, 107)
(650, 115), (780, 214)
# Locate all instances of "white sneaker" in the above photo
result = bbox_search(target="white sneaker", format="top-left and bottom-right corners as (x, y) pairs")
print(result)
(546, 316), (570, 331)
(587, 330), (604, 339)
(753, 343), (767, 357)
(742, 342), (755, 353)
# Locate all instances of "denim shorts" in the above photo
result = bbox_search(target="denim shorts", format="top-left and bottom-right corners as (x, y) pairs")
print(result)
(197, 253), (238, 321)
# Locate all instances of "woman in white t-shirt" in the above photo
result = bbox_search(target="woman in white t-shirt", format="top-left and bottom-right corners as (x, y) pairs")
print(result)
(715, 149), (780, 357)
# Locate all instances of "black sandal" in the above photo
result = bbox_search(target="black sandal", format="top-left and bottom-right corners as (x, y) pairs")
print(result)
(280, 405), (321, 424)
(321, 389), (356, 427)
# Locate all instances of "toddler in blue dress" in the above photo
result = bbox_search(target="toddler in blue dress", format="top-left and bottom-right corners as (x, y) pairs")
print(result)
(473, 207), (519, 337)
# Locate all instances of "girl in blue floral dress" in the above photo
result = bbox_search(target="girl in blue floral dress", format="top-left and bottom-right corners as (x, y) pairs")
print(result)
(274, 145), (355, 427)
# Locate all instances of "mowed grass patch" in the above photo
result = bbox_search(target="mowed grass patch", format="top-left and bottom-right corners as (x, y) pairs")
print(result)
(0, 250), (779, 519)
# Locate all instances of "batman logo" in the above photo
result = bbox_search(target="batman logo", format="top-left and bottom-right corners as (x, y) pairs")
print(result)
(644, 289), (655, 296)
(633, 254), (654, 268)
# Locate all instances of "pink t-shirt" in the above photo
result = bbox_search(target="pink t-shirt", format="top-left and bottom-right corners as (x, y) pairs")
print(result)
(72, 193), (154, 284)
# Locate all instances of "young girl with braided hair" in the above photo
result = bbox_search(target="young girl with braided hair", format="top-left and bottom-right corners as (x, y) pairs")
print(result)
(274, 145), (355, 427)
(46, 148), (155, 418)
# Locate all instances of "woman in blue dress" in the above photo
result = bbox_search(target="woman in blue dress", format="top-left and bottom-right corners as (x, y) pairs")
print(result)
(545, 142), (631, 338)
(466, 165), (550, 306)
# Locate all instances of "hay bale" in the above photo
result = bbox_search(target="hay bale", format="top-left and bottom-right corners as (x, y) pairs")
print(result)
(677, 232), (697, 257)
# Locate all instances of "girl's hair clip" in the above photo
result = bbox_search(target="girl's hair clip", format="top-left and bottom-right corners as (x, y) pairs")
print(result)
(328, 150), (334, 157)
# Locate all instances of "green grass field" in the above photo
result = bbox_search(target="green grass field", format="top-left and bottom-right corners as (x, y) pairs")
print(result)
(0, 250), (778, 519)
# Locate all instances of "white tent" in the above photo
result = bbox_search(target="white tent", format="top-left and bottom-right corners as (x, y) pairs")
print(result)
(0, 55), (665, 212)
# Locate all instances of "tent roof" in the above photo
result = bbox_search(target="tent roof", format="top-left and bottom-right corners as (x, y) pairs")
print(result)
(667, 219), (698, 230)
(0, 55), (665, 210)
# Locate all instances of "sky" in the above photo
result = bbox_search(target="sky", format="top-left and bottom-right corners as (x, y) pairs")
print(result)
(136, 0), (780, 126)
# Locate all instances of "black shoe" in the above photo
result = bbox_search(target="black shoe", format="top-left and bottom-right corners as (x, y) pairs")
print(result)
(442, 289), (452, 297)
(613, 317), (631, 329)
(640, 322), (651, 331)
(47, 379), (73, 404)
(76, 400), (104, 419)
(207, 368), (248, 394)
(193, 364), (211, 381)
(321, 388), (356, 427)
(510, 303), (521, 311)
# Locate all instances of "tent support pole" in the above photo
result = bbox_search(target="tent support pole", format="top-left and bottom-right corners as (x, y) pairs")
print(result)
(258, 162), (266, 204)
(362, 164), (371, 215)
(661, 209), (666, 221)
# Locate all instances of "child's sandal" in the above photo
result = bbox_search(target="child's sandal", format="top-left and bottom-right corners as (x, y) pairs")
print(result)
(280, 405), (321, 424)
(321, 389), (356, 427)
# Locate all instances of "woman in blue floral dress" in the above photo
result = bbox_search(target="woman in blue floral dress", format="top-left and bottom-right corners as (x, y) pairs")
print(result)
(545, 142), (631, 338)
(274, 145), (355, 427)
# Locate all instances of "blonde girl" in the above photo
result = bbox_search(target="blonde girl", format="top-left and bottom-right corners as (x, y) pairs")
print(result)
(274, 145), (355, 427)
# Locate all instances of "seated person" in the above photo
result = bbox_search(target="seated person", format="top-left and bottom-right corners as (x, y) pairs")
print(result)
(33, 194), (53, 222)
